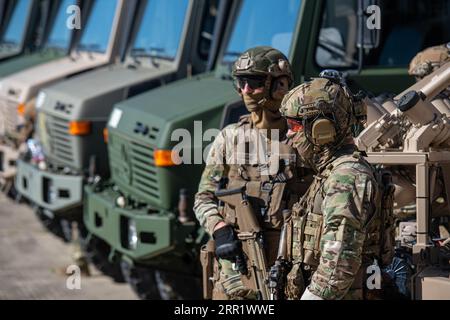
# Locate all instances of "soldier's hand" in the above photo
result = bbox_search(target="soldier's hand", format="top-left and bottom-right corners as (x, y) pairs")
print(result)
(213, 225), (242, 260)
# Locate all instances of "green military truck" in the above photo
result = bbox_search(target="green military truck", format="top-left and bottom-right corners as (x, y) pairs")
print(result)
(15, 0), (233, 278)
(0, 0), (134, 190)
(89, 0), (450, 299)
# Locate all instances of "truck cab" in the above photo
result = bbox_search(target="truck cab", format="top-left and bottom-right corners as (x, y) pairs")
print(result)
(15, 0), (232, 250)
(0, 0), (134, 188)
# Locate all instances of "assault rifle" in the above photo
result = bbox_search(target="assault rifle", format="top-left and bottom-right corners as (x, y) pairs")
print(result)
(215, 185), (270, 300)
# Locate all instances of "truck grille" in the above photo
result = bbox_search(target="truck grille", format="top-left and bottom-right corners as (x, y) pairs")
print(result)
(43, 114), (74, 165)
(130, 141), (159, 198)
(110, 131), (160, 202)
(0, 99), (18, 136)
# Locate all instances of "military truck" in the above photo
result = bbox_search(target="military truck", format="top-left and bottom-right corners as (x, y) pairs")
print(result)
(0, 0), (134, 189)
(15, 0), (233, 280)
(85, 0), (450, 299)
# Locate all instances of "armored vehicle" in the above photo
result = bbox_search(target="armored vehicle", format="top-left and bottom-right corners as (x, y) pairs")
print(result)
(86, 0), (450, 299)
(16, 0), (233, 281)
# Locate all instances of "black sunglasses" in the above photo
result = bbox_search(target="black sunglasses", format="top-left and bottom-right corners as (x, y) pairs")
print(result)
(235, 76), (267, 90)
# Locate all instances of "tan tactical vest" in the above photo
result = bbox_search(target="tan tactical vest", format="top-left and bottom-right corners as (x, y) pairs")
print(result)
(220, 115), (311, 265)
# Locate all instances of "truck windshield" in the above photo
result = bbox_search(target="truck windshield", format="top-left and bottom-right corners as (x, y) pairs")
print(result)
(316, 0), (450, 69)
(0, 0), (31, 49)
(130, 0), (190, 61)
(222, 0), (302, 64)
(45, 0), (78, 50)
(77, 0), (118, 53)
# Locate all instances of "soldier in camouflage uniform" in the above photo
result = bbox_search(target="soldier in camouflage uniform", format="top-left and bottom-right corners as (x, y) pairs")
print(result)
(194, 46), (311, 300)
(280, 77), (394, 300)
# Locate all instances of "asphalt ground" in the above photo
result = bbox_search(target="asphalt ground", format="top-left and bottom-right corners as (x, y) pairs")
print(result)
(0, 193), (137, 300)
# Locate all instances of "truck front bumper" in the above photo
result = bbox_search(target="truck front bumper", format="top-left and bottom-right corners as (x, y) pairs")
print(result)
(84, 184), (197, 261)
(16, 159), (83, 213)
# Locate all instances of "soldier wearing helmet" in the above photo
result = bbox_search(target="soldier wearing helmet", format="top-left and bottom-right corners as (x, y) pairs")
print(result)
(194, 46), (312, 300)
(409, 43), (450, 81)
(280, 76), (394, 300)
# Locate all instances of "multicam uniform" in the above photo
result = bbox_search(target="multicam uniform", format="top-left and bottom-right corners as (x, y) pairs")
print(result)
(281, 78), (395, 300)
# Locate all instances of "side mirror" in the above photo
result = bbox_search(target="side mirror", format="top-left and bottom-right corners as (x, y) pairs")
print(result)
(357, 0), (381, 50)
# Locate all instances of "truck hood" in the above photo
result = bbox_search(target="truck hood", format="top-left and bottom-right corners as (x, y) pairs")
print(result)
(0, 52), (110, 103)
(112, 73), (239, 147)
(40, 63), (177, 120)
(0, 51), (65, 80)
(121, 74), (237, 120)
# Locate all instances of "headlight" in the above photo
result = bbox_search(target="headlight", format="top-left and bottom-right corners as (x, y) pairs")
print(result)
(128, 219), (138, 250)
(46, 180), (57, 204)
(36, 92), (46, 109)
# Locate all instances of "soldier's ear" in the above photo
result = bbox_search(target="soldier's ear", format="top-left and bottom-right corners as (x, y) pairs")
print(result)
(272, 77), (290, 100)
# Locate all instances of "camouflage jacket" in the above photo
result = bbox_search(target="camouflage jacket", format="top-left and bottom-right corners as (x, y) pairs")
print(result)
(293, 150), (379, 300)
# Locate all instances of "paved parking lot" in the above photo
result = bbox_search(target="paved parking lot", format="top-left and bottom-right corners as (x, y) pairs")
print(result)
(0, 194), (137, 300)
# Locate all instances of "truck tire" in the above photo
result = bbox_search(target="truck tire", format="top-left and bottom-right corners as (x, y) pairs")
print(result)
(34, 207), (72, 243)
(120, 262), (202, 300)
(79, 228), (125, 283)
(120, 261), (162, 300)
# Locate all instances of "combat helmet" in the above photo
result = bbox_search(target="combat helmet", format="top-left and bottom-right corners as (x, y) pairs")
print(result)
(232, 46), (294, 91)
(408, 43), (450, 79)
(281, 76), (356, 146)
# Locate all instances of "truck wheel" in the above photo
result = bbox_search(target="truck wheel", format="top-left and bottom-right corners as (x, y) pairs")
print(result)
(154, 269), (202, 300)
(120, 262), (201, 300)
(79, 231), (125, 283)
(120, 262), (162, 300)
(34, 208), (72, 243)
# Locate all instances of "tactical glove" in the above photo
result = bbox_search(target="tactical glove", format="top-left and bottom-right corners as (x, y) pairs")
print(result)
(213, 225), (242, 260)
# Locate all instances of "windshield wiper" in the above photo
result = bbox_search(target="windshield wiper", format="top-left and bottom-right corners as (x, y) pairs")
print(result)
(130, 46), (173, 68)
(0, 40), (19, 49)
(76, 43), (102, 59)
(223, 51), (242, 60)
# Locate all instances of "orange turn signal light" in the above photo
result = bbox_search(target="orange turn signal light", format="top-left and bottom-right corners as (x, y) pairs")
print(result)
(154, 149), (179, 167)
(103, 127), (109, 143)
(69, 121), (91, 136)
(17, 103), (26, 116)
